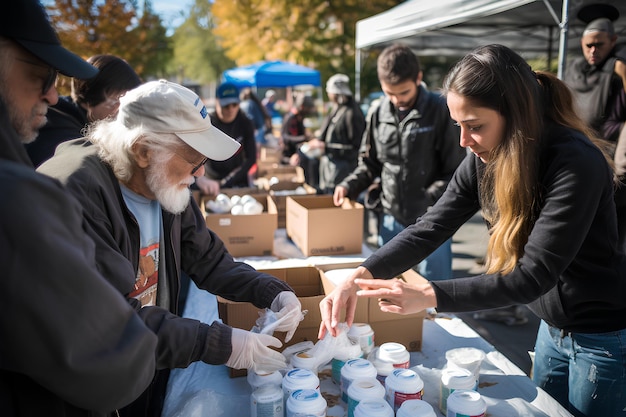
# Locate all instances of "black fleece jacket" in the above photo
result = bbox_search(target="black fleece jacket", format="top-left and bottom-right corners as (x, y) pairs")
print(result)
(363, 124), (626, 333)
(37, 138), (293, 416)
(0, 99), (157, 415)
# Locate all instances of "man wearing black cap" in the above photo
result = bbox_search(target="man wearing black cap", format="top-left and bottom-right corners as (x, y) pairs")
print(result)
(0, 2), (98, 144)
(0, 1), (160, 416)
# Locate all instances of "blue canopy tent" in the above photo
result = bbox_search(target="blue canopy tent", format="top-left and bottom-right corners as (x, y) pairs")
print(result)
(221, 60), (321, 88)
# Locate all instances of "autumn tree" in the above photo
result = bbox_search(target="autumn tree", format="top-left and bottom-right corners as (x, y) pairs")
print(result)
(47, 0), (171, 80)
(211, 0), (402, 96)
(169, 0), (235, 86)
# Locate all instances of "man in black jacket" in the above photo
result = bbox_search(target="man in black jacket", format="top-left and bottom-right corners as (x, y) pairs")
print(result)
(0, 1), (158, 415)
(38, 80), (303, 417)
(333, 44), (466, 281)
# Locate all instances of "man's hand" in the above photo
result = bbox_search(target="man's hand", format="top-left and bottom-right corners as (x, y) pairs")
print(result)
(225, 328), (287, 374)
(195, 176), (220, 196)
(270, 291), (304, 343)
(333, 186), (349, 206)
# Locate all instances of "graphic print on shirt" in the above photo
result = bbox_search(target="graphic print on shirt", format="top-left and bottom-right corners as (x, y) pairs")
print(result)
(129, 241), (159, 307)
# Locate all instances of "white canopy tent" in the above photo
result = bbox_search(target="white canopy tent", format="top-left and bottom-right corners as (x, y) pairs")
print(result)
(354, 0), (626, 100)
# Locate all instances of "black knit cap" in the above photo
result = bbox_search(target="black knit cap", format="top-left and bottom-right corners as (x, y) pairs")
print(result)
(0, 0), (98, 79)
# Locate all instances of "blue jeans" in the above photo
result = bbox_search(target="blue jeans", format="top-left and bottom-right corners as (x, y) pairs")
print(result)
(532, 320), (626, 416)
(378, 213), (452, 281)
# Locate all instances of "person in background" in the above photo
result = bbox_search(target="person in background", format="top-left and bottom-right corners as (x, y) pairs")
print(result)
(564, 13), (626, 144)
(38, 80), (303, 417)
(280, 92), (317, 186)
(25, 54), (141, 167)
(0, 1), (158, 415)
(320, 44), (626, 417)
(195, 82), (257, 195)
(564, 11), (626, 256)
(240, 87), (272, 150)
(262, 89), (279, 118)
(312, 73), (366, 194)
(333, 44), (466, 282)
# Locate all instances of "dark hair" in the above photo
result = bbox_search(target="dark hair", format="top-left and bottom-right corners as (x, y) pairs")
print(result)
(71, 54), (141, 106)
(240, 87), (271, 121)
(377, 43), (421, 85)
(441, 44), (613, 274)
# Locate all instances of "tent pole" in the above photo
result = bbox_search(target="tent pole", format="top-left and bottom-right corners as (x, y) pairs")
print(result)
(557, 0), (571, 79)
(356, 48), (362, 103)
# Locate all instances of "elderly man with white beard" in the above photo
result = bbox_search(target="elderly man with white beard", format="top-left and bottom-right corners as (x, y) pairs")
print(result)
(37, 80), (303, 417)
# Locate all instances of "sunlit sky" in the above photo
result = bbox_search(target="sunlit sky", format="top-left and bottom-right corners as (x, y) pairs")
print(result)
(150, 0), (194, 33)
(42, 0), (194, 34)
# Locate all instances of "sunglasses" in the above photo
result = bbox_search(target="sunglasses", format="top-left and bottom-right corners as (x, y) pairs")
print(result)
(16, 58), (58, 95)
(174, 151), (208, 175)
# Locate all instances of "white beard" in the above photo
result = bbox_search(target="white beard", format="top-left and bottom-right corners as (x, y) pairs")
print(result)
(146, 165), (194, 214)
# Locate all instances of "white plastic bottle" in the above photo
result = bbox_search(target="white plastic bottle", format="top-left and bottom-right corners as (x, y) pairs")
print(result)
(251, 384), (285, 417)
(340, 358), (378, 403)
(348, 323), (375, 355)
(378, 342), (410, 369)
(353, 398), (394, 417)
(384, 368), (424, 413)
(331, 342), (363, 384)
(446, 389), (487, 417)
(346, 377), (385, 417)
(290, 348), (319, 375)
(282, 368), (320, 408)
(286, 389), (327, 417)
(396, 399), (437, 417)
(248, 370), (283, 391)
(439, 367), (477, 414)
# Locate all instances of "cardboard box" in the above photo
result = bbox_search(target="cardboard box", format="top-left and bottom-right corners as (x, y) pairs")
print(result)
(201, 195), (277, 257)
(318, 264), (426, 352)
(286, 195), (364, 256)
(218, 265), (365, 377)
(257, 165), (305, 185)
(267, 182), (317, 228)
(218, 263), (424, 377)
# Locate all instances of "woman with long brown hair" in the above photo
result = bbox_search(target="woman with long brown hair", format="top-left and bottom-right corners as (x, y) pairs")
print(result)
(319, 44), (626, 417)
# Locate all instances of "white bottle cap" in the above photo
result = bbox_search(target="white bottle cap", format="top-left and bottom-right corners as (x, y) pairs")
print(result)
(353, 398), (394, 417)
(396, 399), (437, 417)
(290, 349), (319, 374)
(286, 388), (327, 417)
(247, 370), (283, 391)
(446, 389), (487, 416)
(378, 342), (410, 367)
(282, 368), (320, 398)
(347, 377), (386, 417)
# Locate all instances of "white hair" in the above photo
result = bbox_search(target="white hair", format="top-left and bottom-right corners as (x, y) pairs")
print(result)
(87, 118), (182, 182)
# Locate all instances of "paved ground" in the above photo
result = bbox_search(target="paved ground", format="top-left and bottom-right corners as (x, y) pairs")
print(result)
(450, 211), (539, 376)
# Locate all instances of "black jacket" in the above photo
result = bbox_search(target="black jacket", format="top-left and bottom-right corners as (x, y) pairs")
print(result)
(24, 95), (87, 167)
(37, 138), (293, 416)
(339, 84), (466, 226)
(206, 111), (256, 188)
(0, 101), (157, 415)
(318, 97), (366, 192)
(363, 124), (626, 333)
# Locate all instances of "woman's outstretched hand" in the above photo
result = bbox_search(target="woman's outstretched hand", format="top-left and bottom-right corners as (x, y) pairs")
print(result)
(354, 274), (437, 315)
(318, 266), (373, 339)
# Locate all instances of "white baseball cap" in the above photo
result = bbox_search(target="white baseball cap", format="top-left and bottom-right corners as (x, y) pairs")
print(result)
(118, 80), (241, 161)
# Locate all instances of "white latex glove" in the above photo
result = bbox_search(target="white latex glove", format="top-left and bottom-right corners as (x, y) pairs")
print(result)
(225, 328), (287, 373)
(270, 291), (304, 343)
